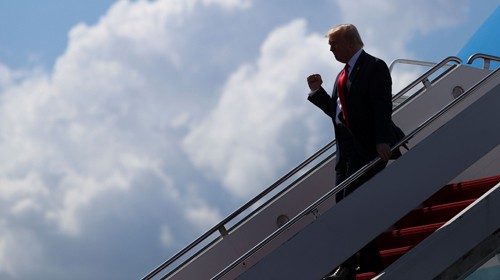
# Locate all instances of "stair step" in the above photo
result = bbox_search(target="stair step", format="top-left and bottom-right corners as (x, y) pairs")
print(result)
(380, 245), (412, 258)
(420, 198), (475, 215)
(356, 272), (377, 280)
(423, 175), (500, 206)
(378, 245), (413, 267)
(378, 221), (443, 249)
(393, 199), (474, 228)
(451, 175), (500, 189)
(424, 188), (489, 206)
(445, 175), (500, 192)
(390, 221), (444, 238)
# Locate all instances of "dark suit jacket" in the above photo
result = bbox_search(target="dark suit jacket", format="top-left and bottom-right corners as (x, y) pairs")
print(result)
(308, 50), (393, 164)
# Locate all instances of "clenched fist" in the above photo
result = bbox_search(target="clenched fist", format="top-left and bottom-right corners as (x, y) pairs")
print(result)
(307, 74), (323, 91)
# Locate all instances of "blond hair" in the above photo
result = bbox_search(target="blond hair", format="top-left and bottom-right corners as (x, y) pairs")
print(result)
(326, 24), (364, 48)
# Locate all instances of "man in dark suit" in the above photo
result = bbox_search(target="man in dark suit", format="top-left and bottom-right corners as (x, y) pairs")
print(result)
(307, 24), (395, 279)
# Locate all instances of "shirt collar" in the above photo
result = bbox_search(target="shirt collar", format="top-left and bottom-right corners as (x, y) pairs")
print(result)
(347, 48), (363, 74)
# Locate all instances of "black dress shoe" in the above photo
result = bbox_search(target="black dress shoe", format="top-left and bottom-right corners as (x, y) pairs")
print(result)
(322, 265), (355, 280)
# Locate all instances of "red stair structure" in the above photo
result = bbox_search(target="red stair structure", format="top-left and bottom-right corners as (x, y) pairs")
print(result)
(355, 174), (500, 280)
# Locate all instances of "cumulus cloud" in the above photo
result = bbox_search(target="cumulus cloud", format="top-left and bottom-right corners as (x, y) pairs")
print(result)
(337, 0), (469, 59)
(0, 0), (251, 279)
(0, 229), (44, 278)
(185, 201), (223, 230)
(160, 224), (175, 248)
(0, 63), (11, 89)
(183, 19), (333, 198)
(203, 0), (252, 10)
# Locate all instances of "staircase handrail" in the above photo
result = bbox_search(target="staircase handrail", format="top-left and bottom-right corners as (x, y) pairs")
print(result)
(467, 53), (500, 70)
(389, 58), (456, 73)
(140, 141), (336, 280)
(212, 67), (500, 280)
(391, 56), (462, 102)
(141, 56), (462, 280)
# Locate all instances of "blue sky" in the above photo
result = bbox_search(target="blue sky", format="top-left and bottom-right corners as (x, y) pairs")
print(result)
(0, 0), (115, 68)
(1, 1), (497, 70)
(0, 1), (498, 279)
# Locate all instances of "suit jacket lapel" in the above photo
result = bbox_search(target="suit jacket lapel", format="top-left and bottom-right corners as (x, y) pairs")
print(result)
(348, 50), (367, 87)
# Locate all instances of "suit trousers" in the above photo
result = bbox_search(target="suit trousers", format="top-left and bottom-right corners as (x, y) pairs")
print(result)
(333, 124), (386, 273)
(334, 124), (387, 202)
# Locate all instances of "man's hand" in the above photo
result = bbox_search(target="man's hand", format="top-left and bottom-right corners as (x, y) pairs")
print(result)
(307, 74), (323, 91)
(376, 143), (391, 162)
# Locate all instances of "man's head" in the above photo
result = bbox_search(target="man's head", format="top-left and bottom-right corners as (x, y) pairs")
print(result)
(326, 24), (364, 63)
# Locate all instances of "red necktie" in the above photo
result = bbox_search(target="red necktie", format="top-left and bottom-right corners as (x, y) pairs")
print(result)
(337, 64), (350, 127)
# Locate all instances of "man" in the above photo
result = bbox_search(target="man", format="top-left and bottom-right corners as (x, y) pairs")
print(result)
(307, 24), (397, 279)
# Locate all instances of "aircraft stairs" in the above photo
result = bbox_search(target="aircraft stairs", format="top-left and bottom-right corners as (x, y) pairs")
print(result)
(142, 53), (500, 280)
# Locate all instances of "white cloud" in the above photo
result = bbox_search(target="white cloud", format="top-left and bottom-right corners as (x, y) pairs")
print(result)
(0, 0), (252, 236)
(185, 202), (223, 231)
(0, 63), (12, 89)
(203, 0), (252, 10)
(0, 0), (252, 279)
(337, 0), (469, 60)
(160, 224), (175, 248)
(183, 19), (333, 198)
(0, 229), (44, 278)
